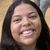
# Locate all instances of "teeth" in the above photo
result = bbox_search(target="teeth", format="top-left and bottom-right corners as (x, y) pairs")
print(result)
(22, 30), (33, 36)
(23, 30), (32, 34)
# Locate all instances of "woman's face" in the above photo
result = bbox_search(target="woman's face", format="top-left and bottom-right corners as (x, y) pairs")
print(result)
(10, 4), (41, 46)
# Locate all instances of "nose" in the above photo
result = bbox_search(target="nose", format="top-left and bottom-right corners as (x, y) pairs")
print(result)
(22, 17), (31, 27)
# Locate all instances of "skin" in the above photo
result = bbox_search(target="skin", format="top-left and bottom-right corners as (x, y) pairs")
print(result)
(10, 3), (42, 50)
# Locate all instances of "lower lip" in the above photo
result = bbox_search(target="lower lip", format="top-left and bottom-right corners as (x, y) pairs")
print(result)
(21, 32), (34, 38)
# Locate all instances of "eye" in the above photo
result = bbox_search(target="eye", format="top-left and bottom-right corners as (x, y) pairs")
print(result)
(13, 18), (21, 23)
(29, 15), (37, 19)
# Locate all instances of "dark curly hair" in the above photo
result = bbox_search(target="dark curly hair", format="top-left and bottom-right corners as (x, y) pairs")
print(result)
(1, 0), (50, 50)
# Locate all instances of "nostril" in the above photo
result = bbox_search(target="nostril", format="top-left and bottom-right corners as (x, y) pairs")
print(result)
(22, 22), (31, 27)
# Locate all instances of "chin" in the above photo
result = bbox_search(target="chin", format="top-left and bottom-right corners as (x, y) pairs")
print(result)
(21, 38), (36, 46)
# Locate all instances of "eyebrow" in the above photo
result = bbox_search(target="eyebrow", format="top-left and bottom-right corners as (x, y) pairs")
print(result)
(28, 12), (36, 15)
(13, 15), (21, 18)
(13, 12), (36, 17)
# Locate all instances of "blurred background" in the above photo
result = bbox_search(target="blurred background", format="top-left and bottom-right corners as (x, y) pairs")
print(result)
(0, 0), (50, 42)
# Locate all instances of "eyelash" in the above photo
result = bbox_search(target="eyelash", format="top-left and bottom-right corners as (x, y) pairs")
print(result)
(13, 19), (21, 22)
(29, 15), (37, 19)
(13, 15), (37, 23)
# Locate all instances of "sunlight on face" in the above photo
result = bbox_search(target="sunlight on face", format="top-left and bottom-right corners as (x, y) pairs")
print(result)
(10, 3), (42, 46)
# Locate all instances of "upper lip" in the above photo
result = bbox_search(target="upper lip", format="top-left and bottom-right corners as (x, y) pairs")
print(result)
(20, 28), (35, 33)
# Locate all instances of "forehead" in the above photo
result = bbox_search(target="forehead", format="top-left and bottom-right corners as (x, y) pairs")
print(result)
(13, 3), (38, 16)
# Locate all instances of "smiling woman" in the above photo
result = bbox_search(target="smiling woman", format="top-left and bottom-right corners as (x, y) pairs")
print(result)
(1, 0), (50, 50)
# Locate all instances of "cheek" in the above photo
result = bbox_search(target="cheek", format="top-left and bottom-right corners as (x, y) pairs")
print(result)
(35, 20), (41, 37)
(11, 23), (19, 34)
(32, 18), (42, 36)
(10, 23), (21, 40)
(35, 20), (41, 30)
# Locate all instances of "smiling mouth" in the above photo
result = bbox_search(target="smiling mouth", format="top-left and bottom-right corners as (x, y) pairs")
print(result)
(20, 28), (35, 37)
